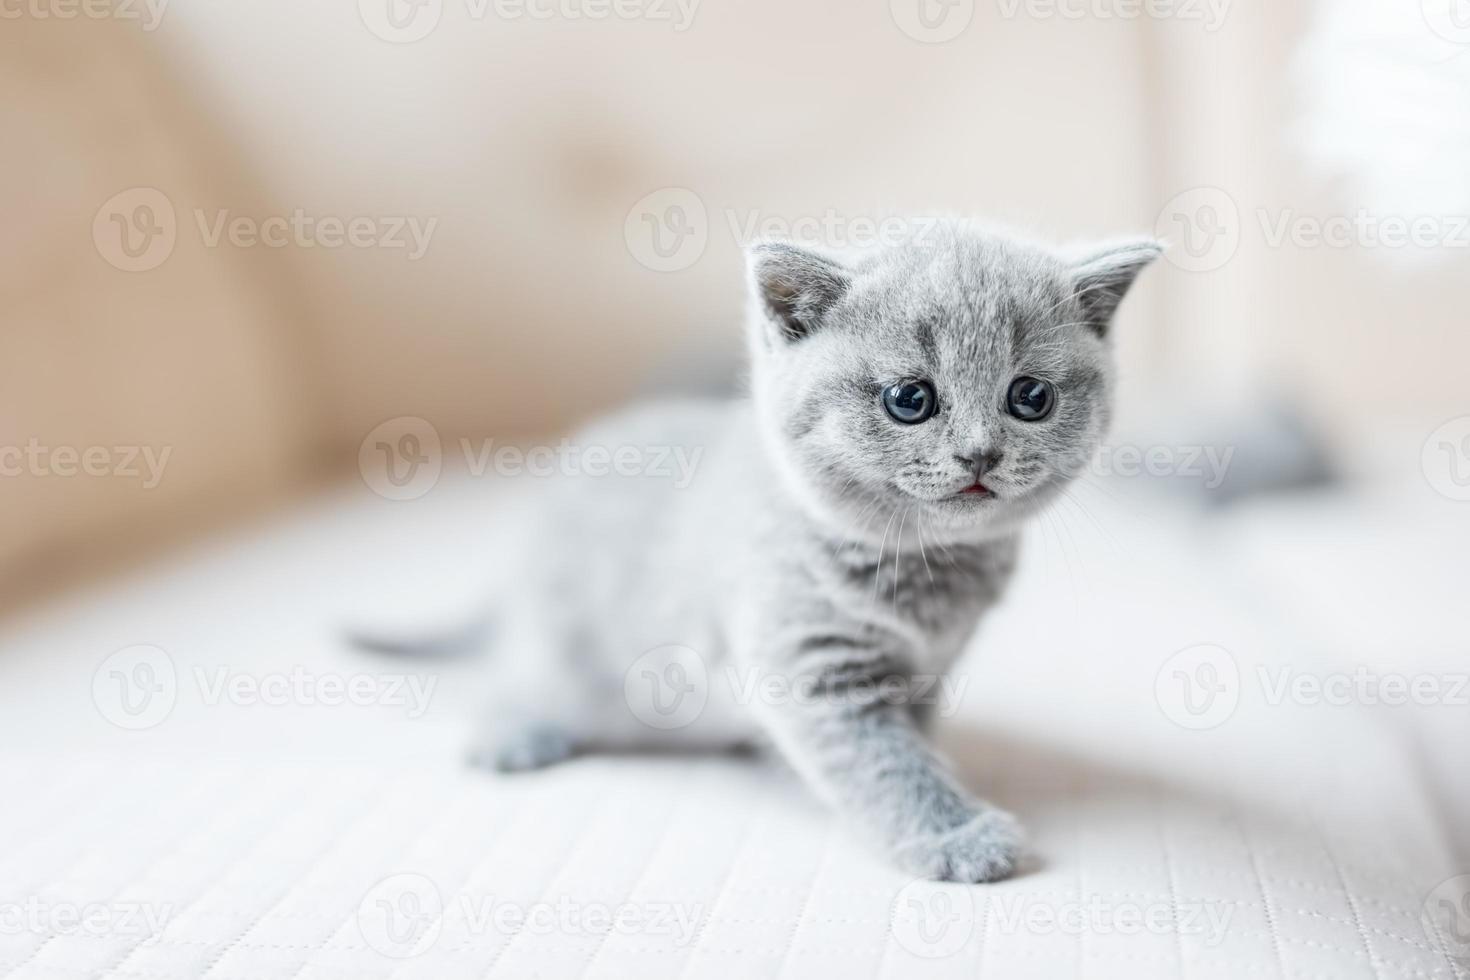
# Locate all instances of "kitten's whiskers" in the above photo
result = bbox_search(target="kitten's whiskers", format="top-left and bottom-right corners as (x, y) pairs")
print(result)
(892, 505), (911, 610)
(870, 507), (899, 607)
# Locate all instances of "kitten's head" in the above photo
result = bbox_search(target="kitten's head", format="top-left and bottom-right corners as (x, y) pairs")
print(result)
(745, 220), (1161, 543)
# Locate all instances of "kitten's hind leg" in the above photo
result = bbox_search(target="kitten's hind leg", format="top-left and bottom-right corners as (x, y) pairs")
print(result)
(463, 609), (589, 772)
(467, 717), (578, 772)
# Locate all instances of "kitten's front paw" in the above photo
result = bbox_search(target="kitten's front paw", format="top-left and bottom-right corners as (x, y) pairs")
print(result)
(894, 808), (1024, 883)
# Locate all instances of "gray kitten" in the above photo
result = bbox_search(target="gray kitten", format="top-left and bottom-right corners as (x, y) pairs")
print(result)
(382, 219), (1160, 883)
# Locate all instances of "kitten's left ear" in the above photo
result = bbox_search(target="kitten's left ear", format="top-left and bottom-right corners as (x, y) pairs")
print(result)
(1070, 239), (1164, 337)
(746, 240), (852, 344)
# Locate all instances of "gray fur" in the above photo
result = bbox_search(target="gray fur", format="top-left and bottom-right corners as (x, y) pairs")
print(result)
(449, 219), (1160, 882)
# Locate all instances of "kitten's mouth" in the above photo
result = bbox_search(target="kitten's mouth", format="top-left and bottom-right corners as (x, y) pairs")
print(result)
(958, 482), (993, 498)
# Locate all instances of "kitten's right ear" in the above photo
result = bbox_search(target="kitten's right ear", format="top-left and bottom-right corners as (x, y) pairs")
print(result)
(747, 241), (851, 344)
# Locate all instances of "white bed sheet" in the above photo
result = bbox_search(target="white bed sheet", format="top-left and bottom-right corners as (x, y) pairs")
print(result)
(0, 476), (1464, 980)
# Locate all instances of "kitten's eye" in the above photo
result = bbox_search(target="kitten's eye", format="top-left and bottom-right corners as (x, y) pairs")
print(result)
(1006, 377), (1055, 421)
(882, 380), (938, 425)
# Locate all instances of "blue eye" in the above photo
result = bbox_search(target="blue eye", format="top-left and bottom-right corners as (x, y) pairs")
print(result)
(1006, 377), (1055, 421)
(882, 380), (937, 424)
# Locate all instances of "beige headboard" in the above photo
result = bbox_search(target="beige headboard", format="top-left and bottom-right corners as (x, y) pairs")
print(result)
(0, 18), (319, 600)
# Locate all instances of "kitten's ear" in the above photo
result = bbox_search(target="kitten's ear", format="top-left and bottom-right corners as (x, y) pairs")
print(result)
(747, 241), (851, 344)
(1070, 238), (1164, 337)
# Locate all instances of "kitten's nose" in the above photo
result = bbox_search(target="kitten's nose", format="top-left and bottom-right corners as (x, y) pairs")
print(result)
(955, 450), (1002, 481)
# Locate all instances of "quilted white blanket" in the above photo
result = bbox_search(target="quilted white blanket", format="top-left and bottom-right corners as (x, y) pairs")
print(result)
(0, 477), (1465, 979)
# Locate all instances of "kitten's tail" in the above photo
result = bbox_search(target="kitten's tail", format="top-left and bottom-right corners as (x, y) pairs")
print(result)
(342, 612), (492, 660)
